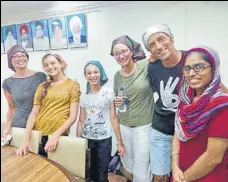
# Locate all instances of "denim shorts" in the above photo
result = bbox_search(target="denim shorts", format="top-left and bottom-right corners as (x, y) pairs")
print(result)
(149, 127), (173, 175)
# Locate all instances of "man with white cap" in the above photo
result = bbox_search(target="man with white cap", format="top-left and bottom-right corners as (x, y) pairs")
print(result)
(142, 24), (184, 182)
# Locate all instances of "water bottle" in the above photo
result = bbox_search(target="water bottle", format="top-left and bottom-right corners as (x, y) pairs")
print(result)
(118, 87), (127, 113)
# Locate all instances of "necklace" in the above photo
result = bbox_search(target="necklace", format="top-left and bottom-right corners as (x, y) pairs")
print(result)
(120, 63), (137, 77)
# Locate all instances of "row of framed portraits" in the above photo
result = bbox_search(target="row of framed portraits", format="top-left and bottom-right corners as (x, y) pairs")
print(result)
(1, 13), (87, 54)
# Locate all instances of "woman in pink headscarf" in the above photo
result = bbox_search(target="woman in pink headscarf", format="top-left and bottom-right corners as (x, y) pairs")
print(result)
(171, 46), (228, 182)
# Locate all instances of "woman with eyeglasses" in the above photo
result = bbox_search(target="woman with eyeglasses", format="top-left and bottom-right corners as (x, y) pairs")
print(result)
(16, 53), (81, 157)
(2, 45), (46, 138)
(171, 46), (228, 182)
(110, 35), (154, 182)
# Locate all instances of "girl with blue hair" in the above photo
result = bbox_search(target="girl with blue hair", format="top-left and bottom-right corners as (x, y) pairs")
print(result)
(77, 60), (125, 182)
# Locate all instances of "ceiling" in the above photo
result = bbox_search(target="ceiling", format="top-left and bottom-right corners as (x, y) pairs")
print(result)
(1, 1), (127, 24)
(1, 1), (126, 13)
(1, 1), (112, 12)
(2, 1), (227, 25)
(2, 1), (228, 16)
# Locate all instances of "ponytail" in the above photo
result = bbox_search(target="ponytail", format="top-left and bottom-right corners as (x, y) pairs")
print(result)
(39, 76), (53, 101)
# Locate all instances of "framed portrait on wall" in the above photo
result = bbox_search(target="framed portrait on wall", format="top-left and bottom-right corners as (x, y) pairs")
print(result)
(2, 25), (17, 53)
(31, 19), (50, 51)
(1, 30), (5, 54)
(48, 17), (68, 50)
(66, 13), (87, 48)
(16, 23), (34, 52)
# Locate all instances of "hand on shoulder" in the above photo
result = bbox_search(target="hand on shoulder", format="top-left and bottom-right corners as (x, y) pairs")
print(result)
(148, 54), (158, 63)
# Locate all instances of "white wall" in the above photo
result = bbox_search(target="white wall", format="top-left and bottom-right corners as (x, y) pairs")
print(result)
(1, 1), (228, 154)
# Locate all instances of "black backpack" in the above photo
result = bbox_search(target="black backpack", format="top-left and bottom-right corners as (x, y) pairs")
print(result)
(108, 151), (122, 174)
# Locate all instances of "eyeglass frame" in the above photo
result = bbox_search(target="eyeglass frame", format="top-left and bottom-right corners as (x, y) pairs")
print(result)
(183, 63), (211, 74)
(113, 48), (130, 58)
(11, 54), (27, 60)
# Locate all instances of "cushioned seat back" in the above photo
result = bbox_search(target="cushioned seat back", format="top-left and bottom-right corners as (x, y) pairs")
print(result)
(48, 136), (88, 179)
(10, 127), (42, 154)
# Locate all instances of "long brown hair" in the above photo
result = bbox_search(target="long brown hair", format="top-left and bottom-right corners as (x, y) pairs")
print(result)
(39, 53), (67, 101)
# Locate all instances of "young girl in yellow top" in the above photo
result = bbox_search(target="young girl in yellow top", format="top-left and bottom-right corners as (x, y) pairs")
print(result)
(16, 53), (81, 157)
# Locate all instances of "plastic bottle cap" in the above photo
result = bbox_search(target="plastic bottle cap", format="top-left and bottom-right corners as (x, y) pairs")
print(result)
(120, 87), (124, 91)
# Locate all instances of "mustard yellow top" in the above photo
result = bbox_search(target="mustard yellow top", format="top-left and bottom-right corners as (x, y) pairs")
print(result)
(33, 78), (81, 135)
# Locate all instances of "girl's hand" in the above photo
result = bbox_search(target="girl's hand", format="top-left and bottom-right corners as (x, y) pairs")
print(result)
(44, 135), (59, 153)
(117, 144), (126, 157)
(115, 96), (129, 107)
(115, 96), (123, 107)
(172, 165), (186, 182)
(16, 142), (32, 156)
(148, 54), (157, 63)
(2, 126), (11, 138)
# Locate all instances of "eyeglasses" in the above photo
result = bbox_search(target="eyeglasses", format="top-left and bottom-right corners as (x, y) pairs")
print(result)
(184, 63), (211, 74)
(113, 49), (129, 58)
(12, 55), (27, 59)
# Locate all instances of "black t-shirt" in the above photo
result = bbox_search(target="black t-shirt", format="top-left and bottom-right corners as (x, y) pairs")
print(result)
(148, 52), (184, 135)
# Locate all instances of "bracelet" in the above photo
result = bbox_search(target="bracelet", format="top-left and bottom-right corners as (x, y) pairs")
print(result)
(117, 138), (122, 140)
(171, 152), (179, 157)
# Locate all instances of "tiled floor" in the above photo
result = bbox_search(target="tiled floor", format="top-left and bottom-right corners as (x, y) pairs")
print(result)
(108, 172), (127, 182)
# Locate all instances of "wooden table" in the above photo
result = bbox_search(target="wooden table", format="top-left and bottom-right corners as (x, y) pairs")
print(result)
(1, 146), (78, 182)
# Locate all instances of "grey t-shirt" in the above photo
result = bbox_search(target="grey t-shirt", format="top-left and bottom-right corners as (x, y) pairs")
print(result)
(2, 72), (46, 128)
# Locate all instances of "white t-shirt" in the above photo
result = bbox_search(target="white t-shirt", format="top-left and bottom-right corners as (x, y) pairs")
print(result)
(80, 87), (115, 140)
